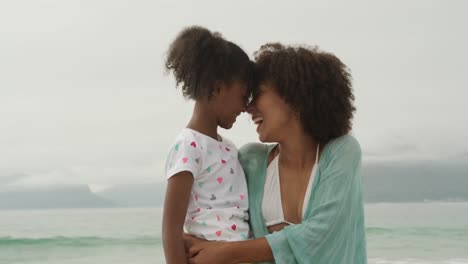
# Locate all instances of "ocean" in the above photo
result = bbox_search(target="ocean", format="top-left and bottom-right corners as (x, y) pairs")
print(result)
(1, 203), (467, 264)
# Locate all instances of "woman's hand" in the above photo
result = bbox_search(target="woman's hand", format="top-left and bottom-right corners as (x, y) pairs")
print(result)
(184, 235), (273, 263)
(189, 241), (236, 264)
(183, 233), (206, 254)
(184, 235), (236, 264)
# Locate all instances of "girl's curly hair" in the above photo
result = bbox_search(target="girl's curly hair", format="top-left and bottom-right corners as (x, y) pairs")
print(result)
(254, 43), (356, 143)
(165, 26), (254, 100)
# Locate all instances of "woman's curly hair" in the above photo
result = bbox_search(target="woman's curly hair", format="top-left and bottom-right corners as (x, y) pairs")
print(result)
(165, 26), (254, 100)
(254, 43), (356, 143)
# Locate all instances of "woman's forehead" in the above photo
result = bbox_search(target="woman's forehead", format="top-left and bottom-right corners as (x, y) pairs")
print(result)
(258, 80), (277, 91)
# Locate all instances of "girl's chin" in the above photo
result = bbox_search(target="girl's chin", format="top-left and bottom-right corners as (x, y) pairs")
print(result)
(220, 119), (236, 129)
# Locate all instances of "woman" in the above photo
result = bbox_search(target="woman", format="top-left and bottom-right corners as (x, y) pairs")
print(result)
(186, 43), (367, 264)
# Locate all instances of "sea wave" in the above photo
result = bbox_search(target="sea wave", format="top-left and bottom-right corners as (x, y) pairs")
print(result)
(0, 236), (161, 247)
(366, 227), (468, 237)
(369, 258), (468, 264)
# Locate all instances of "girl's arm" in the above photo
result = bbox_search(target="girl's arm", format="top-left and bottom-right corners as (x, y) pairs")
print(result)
(162, 171), (194, 264)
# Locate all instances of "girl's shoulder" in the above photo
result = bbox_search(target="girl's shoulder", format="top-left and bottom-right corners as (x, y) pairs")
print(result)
(218, 135), (238, 152)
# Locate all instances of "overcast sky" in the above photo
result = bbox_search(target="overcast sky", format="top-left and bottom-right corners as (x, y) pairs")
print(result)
(1, 0), (467, 189)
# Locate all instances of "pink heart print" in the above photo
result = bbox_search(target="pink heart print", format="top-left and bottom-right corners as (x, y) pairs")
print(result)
(225, 147), (230, 151)
(190, 141), (197, 148)
(182, 157), (188, 164)
(221, 159), (226, 164)
(240, 194), (245, 200)
(194, 194), (199, 201)
(217, 177), (223, 184)
(231, 224), (237, 231)
(215, 230), (222, 236)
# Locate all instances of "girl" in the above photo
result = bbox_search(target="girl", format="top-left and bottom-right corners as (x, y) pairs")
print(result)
(162, 26), (254, 264)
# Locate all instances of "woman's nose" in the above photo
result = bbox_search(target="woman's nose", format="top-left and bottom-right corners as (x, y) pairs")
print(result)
(246, 101), (256, 114)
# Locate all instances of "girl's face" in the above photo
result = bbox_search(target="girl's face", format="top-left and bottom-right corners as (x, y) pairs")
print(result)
(247, 81), (296, 142)
(213, 80), (249, 130)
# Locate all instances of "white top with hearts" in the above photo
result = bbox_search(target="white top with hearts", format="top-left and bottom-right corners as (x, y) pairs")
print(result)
(165, 128), (250, 241)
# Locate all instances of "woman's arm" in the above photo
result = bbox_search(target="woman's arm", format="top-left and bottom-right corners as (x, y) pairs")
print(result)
(162, 171), (194, 264)
(187, 236), (273, 264)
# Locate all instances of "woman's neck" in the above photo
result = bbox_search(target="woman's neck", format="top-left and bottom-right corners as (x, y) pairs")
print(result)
(277, 129), (319, 169)
(186, 101), (219, 140)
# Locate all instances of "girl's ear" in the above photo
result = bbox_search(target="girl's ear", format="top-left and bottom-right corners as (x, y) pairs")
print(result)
(211, 81), (226, 97)
(212, 81), (224, 97)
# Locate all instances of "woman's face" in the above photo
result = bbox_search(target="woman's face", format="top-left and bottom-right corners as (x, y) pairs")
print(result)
(247, 81), (296, 142)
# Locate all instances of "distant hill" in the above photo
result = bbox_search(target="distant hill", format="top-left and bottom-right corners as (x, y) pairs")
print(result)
(95, 159), (468, 206)
(0, 185), (115, 209)
(1, 159), (467, 210)
(362, 159), (468, 202)
(96, 183), (166, 207)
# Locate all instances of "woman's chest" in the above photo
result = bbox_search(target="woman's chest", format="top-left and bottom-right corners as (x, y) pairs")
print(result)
(279, 175), (310, 223)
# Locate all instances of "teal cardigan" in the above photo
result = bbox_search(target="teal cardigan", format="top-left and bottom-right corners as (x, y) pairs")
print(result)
(238, 135), (367, 264)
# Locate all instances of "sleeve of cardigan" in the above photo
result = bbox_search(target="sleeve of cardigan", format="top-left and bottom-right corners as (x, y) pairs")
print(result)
(265, 136), (362, 264)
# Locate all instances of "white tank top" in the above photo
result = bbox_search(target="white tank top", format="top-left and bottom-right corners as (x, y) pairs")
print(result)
(262, 144), (320, 226)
